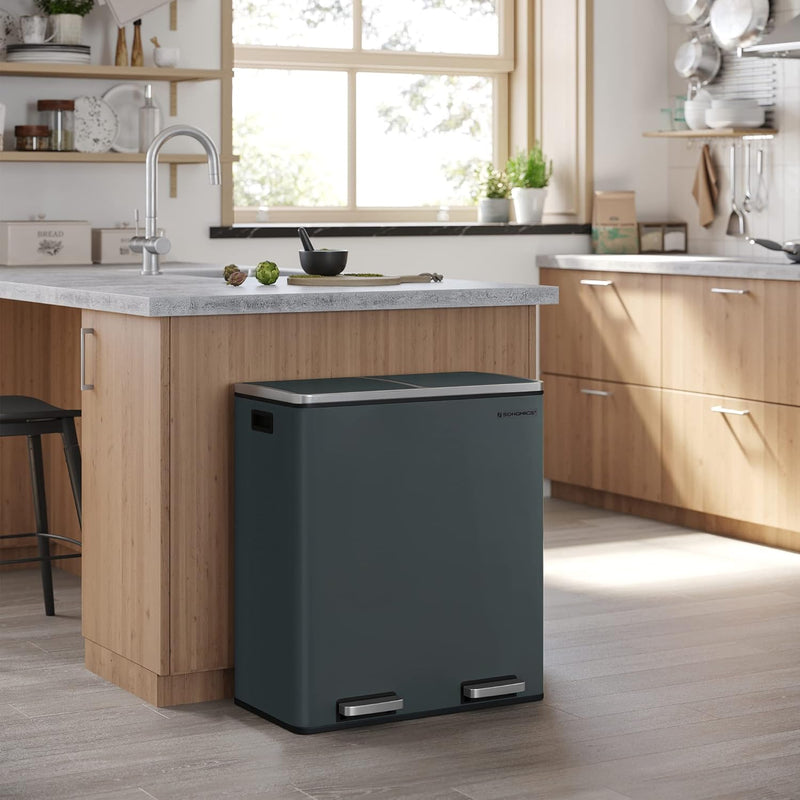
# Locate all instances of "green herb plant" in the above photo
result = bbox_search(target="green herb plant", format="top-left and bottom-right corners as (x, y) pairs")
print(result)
(35, 0), (94, 15)
(472, 163), (510, 201)
(505, 144), (553, 189)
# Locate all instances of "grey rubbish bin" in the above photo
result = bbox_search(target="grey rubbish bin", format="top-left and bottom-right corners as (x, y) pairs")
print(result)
(233, 371), (543, 734)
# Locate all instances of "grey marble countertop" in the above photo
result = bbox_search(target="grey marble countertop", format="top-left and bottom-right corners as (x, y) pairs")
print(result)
(0, 262), (559, 317)
(536, 254), (800, 280)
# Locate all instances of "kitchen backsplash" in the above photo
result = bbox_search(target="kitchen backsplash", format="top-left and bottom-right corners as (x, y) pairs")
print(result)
(666, 0), (800, 255)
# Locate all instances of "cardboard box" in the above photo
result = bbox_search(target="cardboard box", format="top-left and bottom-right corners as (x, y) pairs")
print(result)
(592, 192), (639, 254)
(92, 228), (139, 264)
(0, 220), (91, 266)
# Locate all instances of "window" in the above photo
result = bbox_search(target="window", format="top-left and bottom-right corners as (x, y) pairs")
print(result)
(231, 0), (514, 223)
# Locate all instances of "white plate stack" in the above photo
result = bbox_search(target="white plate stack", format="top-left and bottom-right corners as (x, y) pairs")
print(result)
(6, 44), (91, 64)
(705, 98), (765, 129)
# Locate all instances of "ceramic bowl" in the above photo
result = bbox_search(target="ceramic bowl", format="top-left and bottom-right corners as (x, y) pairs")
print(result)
(153, 47), (179, 68)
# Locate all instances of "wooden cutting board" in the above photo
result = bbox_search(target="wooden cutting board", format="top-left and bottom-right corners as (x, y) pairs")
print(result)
(287, 273), (443, 287)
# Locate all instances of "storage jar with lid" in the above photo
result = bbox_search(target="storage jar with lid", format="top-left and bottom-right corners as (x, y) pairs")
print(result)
(37, 100), (75, 151)
(15, 125), (50, 151)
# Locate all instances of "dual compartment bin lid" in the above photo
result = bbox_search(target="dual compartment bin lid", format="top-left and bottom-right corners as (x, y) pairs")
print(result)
(234, 371), (542, 407)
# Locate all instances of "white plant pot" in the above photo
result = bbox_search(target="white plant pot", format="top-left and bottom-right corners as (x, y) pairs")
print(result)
(477, 197), (510, 224)
(51, 14), (83, 45)
(511, 187), (548, 224)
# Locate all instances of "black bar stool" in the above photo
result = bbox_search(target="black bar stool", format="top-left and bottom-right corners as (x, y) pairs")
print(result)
(0, 396), (82, 616)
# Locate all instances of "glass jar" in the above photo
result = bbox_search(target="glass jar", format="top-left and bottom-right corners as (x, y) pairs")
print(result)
(15, 125), (50, 151)
(37, 100), (75, 151)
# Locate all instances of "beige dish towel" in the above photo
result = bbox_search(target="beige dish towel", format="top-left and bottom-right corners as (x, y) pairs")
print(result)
(692, 143), (719, 228)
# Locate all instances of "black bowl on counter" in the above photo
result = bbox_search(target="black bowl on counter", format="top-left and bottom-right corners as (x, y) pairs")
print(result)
(299, 249), (349, 276)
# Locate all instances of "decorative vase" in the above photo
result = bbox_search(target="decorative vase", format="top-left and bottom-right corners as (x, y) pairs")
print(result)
(477, 197), (510, 224)
(50, 14), (83, 45)
(511, 187), (548, 224)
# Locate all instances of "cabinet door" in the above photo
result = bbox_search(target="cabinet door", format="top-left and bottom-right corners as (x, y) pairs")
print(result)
(544, 374), (662, 502)
(662, 276), (800, 406)
(540, 269), (661, 386)
(662, 389), (800, 531)
(81, 310), (170, 675)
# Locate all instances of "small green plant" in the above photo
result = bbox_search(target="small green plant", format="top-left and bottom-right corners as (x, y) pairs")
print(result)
(505, 144), (553, 189)
(472, 163), (510, 201)
(35, 0), (94, 15)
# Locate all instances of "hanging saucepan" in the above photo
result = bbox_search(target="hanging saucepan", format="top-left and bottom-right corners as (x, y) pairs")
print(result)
(710, 0), (770, 51)
(664, 0), (712, 27)
(674, 36), (722, 85)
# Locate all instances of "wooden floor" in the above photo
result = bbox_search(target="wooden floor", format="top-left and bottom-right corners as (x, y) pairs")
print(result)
(2, 499), (800, 800)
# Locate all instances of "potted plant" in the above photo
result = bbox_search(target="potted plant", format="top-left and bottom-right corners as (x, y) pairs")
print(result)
(506, 143), (553, 224)
(473, 163), (511, 224)
(35, 0), (94, 45)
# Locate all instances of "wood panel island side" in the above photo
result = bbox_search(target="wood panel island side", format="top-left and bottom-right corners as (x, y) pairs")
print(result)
(0, 264), (557, 706)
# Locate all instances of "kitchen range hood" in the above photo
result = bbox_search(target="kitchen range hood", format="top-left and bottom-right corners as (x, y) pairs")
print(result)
(741, 14), (800, 58)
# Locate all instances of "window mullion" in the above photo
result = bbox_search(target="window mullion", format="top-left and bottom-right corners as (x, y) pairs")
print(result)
(353, 0), (363, 52)
(348, 69), (357, 211)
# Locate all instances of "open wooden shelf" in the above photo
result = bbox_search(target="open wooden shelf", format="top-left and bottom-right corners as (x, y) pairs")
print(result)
(643, 128), (777, 139)
(0, 63), (227, 82)
(0, 152), (237, 163)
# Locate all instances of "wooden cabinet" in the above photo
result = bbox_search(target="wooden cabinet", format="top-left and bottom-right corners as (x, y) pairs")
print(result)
(540, 268), (661, 387)
(662, 276), (800, 406)
(662, 389), (800, 532)
(542, 268), (800, 551)
(544, 375), (661, 503)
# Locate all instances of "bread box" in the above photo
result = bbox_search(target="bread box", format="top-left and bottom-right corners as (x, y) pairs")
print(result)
(0, 220), (91, 266)
(92, 228), (139, 264)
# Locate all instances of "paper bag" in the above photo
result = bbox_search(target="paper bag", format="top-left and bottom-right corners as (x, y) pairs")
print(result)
(592, 191), (639, 254)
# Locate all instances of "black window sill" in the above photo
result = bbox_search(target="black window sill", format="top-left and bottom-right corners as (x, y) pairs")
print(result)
(210, 223), (591, 239)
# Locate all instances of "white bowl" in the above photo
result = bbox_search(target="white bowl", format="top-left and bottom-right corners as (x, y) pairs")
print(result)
(685, 106), (710, 130)
(153, 47), (179, 68)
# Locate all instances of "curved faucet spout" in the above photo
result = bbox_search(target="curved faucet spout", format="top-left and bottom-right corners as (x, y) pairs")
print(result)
(140, 124), (221, 276)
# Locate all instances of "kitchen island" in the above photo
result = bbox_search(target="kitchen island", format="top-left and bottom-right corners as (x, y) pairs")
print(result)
(0, 264), (557, 706)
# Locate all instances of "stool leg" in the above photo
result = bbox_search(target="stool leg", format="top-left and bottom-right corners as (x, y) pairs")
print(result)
(61, 418), (82, 528)
(27, 434), (54, 617)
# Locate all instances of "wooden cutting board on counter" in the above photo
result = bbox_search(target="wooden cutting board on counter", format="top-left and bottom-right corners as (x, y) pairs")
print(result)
(288, 273), (443, 287)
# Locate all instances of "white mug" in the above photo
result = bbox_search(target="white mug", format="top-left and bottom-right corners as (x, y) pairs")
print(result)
(20, 15), (54, 44)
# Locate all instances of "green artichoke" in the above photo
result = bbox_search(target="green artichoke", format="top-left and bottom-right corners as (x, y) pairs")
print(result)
(255, 260), (279, 285)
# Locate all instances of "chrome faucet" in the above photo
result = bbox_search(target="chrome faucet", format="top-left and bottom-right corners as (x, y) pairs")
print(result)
(130, 124), (221, 276)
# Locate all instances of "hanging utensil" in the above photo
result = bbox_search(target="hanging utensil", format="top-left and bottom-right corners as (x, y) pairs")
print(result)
(726, 143), (746, 237)
(742, 141), (752, 213)
(753, 146), (768, 212)
(710, 0), (770, 51)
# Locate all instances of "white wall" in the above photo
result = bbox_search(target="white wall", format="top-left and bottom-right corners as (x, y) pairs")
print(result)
(593, 0), (671, 219)
(665, 0), (800, 255)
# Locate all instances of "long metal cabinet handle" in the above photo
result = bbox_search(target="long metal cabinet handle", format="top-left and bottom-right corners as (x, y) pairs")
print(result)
(581, 388), (612, 397)
(710, 287), (748, 294)
(711, 405), (750, 416)
(80, 327), (95, 391)
(338, 694), (403, 718)
(580, 279), (613, 286)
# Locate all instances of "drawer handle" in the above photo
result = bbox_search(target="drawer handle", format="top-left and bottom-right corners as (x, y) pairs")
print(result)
(581, 388), (612, 397)
(711, 405), (750, 416)
(710, 288), (748, 295)
(463, 679), (526, 700)
(580, 279), (613, 286)
(337, 693), (403, 718)
(80, 327), (95, 391)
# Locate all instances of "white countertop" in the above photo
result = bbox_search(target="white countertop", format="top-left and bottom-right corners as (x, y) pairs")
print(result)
(0, 263), (559, 317)
(536, 254), (800, 280)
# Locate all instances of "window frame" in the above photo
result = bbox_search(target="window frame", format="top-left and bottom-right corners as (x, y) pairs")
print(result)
(230, 1), (515, 224)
